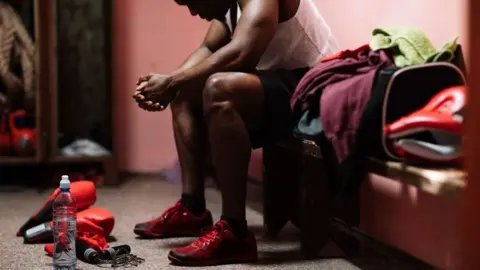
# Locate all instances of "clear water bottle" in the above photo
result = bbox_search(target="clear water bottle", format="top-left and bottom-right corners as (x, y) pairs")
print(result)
(52, 175), (77, 270)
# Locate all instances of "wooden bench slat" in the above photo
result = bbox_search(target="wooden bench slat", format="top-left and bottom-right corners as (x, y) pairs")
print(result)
(368, 158), (466, 197)
(275, 138), (466, 197)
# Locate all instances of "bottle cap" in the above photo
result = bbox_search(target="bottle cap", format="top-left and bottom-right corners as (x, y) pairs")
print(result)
(60, 175), (70, 189)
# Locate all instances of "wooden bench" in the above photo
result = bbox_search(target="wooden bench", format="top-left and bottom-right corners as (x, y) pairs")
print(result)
(262, 137), (466, 258)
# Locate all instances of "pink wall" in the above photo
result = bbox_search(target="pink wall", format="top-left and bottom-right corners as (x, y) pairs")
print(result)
(113, 0), (467, 268)
(316, 0), (468, 53)
(113, 0), (209, 172)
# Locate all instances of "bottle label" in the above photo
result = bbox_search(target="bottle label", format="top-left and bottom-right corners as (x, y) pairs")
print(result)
(53, 219), (77, 266)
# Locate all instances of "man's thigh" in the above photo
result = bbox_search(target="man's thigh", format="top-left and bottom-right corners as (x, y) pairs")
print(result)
(173, 72), (264, 120)
(186, 68), (308, 148)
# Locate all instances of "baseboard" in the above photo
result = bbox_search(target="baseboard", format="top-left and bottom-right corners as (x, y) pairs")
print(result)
(118, 171), (164, 181)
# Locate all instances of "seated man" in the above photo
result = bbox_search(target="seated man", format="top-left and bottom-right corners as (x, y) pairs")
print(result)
(132, 0), (339, 266)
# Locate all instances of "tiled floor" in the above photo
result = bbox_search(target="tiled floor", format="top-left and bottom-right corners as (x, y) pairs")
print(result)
(1, 178), (425, 269)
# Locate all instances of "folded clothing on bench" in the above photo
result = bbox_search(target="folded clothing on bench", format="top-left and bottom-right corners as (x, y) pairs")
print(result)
(290, 45), (393, 163)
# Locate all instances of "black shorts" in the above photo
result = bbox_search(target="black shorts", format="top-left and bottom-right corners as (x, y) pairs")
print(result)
(250, 67), (309, 149)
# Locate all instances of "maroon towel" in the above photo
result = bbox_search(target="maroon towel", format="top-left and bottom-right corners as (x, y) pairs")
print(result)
(291, 47), (393, 163)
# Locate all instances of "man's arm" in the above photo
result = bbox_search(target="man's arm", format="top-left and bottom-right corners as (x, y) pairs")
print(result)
(176, 20), (231, 72)
(169, 0), (279, 91)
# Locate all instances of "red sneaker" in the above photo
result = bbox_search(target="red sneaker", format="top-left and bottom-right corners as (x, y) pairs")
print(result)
(168, 220), (258, 266)
(133, 201), (213, 238)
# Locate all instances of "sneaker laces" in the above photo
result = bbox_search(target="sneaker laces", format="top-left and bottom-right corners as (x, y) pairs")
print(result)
(192, 221), (227, 248)
(151, 202), (184, 225)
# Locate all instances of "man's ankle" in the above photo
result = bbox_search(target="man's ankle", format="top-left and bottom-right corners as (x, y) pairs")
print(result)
(181, 193), (206, 217)
(221, 215), (248, 239)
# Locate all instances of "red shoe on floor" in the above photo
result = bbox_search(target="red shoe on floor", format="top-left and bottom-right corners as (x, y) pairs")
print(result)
(168, 220), (258, 266)
(133, 201), (213, 238)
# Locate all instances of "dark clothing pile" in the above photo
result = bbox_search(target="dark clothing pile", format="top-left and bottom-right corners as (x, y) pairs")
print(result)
(290, 44), (394, 163)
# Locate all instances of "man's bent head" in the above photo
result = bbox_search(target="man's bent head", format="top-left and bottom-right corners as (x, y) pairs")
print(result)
(174, 0), (236, 21)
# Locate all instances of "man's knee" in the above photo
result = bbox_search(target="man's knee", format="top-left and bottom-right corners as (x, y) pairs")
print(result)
(202, 73), (237, 116)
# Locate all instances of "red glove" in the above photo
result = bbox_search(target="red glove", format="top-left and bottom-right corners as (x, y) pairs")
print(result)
(17, 180), (96, 237)
(9, 110), (36, 156)
(23, 207), (114, 244)
(385, 85), (466, 138)
(44, 231), (109, 257)
(0, 114), (10, 155)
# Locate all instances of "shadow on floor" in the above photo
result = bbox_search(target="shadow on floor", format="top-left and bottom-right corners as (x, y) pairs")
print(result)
(250, 224), (300, 243)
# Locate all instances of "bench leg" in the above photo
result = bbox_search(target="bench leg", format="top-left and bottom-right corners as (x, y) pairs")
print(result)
(262, 144), (295, 237)
(300, 155), (331, 258)
(331, 193), (361, 257)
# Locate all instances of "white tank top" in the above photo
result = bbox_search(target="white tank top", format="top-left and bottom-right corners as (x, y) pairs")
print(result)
(225, 0), (339, 70)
